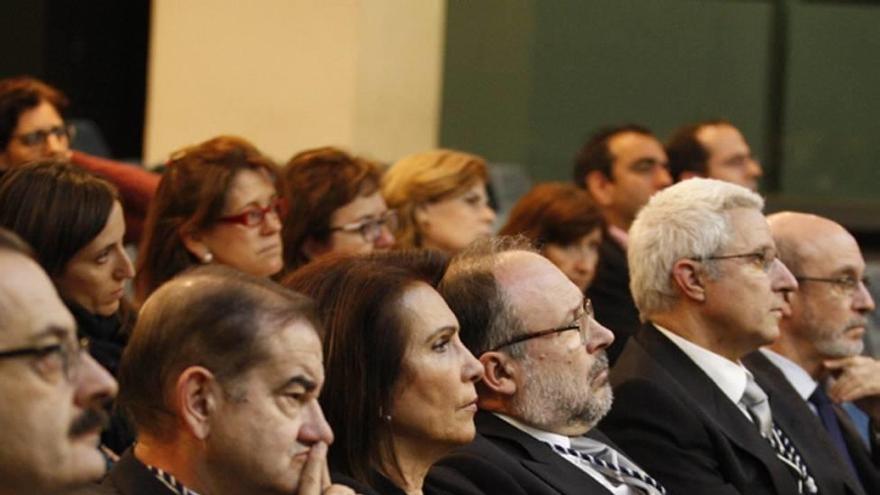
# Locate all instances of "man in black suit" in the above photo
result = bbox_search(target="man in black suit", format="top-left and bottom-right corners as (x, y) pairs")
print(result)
(428, 237), (665, 495)
(744, 212), (879, 494)
(599, 178), (840, 494)
(573, 125), (672, 362)
(93, 266), (352, 495)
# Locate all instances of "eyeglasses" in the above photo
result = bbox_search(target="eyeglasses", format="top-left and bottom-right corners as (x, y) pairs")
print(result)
(490, 298), (594, 352)
(328, 210), (398, 243)
(0, 337), (90, 382)
(690, 250), (777, 273)
(217, 197), (286, 227)
(13, 124), (76, 148)
(795, 275), (870, 295)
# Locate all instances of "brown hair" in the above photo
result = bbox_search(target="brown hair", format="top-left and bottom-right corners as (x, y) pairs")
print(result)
(0, 227), (33, 257)
(281, 147), (382, 271)
(119, 265), (319, 439)
(135, 136), (279, 302)
(666, 119), (732, 181)
(499, 182), (604, 247)
(382, 149), (488, 248)
(282, 249), (448, 488)
(0, 76), (68, 151)
(572, 124), (653, 187)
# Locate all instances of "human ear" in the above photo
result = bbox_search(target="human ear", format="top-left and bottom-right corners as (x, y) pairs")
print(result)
(175, 366), (218, 440)
(180, 227), (212, 263)
(671, 258), (706, 302)
(585, 171), (614, 207)
(479, 352), (518, 396)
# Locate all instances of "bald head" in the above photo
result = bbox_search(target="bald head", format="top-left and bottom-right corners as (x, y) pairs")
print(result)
(767, 212), (857, 276)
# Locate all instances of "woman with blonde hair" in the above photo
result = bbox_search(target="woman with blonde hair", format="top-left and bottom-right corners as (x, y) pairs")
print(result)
(382, 149), (495, 253)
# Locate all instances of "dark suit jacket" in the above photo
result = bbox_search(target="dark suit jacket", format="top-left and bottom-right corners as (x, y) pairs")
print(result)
(745, 351), (880, 495)
(600, 324), (803, 495)
(587, 235), (640, 364)
(427, 411), (615, 494)
(81, 450), (173, 494)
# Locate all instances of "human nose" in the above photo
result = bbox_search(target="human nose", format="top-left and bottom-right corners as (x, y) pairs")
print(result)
(460, 344), (484, 384)
(262, 208), (282, 234)
(654, 165), (673, 189)
(770, 258), (799, 293)
(374, 224), (396, 249)
(747, 159), (763, 178)
(297, 400), (334, 446)
(73, 353), (118, 410)
(586, 319), (614, 354)
(482, 205), (496, 225)
(854, 279), (876, 313)
(114, 246), (135, 280)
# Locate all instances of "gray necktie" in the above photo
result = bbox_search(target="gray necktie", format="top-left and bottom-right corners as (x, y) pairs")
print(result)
(549, 436), (666, 495)
(741, 374), (773, 437)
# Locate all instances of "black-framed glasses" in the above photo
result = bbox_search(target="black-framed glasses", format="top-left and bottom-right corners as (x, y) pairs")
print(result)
(490, 298), (594, 352)
(13, 123), (76, 148)
(690, 250), (777, 273)
(795, 275), (870, 294)
(0, 337), (89, 382)
(328, 209), (398, 243)
(217, 197), (287, 228)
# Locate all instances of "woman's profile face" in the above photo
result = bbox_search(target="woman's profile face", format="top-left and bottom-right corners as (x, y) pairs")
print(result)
(416, 181), (495, 253)
(55, 201), (134, 316)
(542, 227), (603, 292)
(388, 283), (484, 450)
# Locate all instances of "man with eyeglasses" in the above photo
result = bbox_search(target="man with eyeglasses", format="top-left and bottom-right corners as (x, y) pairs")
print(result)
(0, 227), (118, 494)
(598, 178), (848, 494)
(666, 119), (764, 191)
(741, 211), (880, 493)
(427, 236), (665, 494)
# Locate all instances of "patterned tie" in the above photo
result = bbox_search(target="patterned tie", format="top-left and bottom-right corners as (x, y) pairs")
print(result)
(741, 375), (818, 494)
(547, 439), (667, 494)
(808, 385), (860, 480)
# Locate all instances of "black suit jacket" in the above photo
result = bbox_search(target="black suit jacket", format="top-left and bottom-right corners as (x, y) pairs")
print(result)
(600, 324), (803, 495)
(587, 235), (640, 364)
(745, 351), (880, 495)
(427, 411), (615, 495)
(80, 450), (173, 494)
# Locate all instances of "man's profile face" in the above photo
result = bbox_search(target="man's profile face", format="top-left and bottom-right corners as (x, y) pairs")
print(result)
(205, 320), (334, 494)
(604, 132), (671, 228)
(0, 253), (117, 493)
(0, 99), (72, 169)
(696, 124), (762, 191)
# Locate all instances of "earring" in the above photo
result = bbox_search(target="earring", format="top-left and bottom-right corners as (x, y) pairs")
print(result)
(379, 407), (392, 423)
(202, 252), (213, 264)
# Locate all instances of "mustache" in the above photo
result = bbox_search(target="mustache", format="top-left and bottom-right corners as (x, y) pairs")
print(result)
(69, 407), (110, 437)
(588, 351), (609, 379)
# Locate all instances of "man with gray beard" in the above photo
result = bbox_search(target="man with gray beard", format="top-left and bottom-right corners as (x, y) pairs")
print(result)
(744, 212), (880, 494)
(425, 237), (665, 495)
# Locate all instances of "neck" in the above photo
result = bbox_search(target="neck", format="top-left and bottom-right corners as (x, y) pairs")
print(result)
(383, 434), (453, 495)
(135, 435), (210, 494)
(768, 335), (823, 379)
(652, 308), (751, 363)
(603, 211), (631, 233)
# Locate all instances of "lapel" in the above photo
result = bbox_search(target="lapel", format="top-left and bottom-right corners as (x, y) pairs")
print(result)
(835, 403), (880, 493)
(745, 351), (865, 495)
(634, 325), (799, 495)
(105, 449), (176, 495)
(475, 412), (611, 495)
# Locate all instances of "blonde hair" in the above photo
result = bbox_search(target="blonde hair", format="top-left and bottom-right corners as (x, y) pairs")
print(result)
(382, 149), (488, 248)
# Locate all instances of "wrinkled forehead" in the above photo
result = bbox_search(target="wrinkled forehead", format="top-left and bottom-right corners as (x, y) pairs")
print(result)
(722, 208), (774, 253)
(0, 254), (75, 346)
(495, 251), (582, 325)
(250, 319), (325, 384)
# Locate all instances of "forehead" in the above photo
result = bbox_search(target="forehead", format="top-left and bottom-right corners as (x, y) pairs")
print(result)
(800, 226), (865, 275)
(496, 251), (582, 327)
(0, 254), (75, 346)
(397, 282), (459, 343)
(78, 201), (124, 254)
(724, 208), (773, 251)
(332, 190), (388, 225)
(696, 125), (748, 153)
(608, 132), (664, 163)
(14, 100), (64, 132)
(255, 319), (324, 381)
(225, 168), (276, 210)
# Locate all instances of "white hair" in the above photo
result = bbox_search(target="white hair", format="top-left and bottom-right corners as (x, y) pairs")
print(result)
(628, 178), (764, 318)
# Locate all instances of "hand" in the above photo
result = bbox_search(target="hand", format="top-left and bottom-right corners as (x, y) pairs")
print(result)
(297, 442), (359, 495)
(824, 356), (880, 422)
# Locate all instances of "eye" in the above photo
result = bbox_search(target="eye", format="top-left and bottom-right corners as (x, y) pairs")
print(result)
(32, 347), (65, 378)
(95, 248), (112, 264)
(245, 209), (264, 226)
(432, 336), (452, 353)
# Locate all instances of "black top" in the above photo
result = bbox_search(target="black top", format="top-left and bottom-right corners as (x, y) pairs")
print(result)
(333, 469), (455, 495)
(587, 235), (640, 364)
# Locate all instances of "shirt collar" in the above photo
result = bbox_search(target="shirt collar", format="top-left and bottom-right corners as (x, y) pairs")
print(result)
(607, 224), (629, 250)
(144, 463), (202, 495)
(493, 412), (572, 449)
(759, 348), (818, 400)
(655, 324), (749, 405)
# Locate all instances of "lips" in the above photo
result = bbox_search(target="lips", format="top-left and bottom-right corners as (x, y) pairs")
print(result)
(460, 396), (479, 412)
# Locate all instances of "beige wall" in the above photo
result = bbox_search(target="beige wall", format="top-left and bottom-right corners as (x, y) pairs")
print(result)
(144, 0), (446, 166)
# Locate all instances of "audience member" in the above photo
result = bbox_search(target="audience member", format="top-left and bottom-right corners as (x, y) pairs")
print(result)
(0, 76), (159, 244)
(382, 149), (495, 253)
(429, 236), (664, 495)
(102, 265), (351, 495)
(135, 136), (284, 302)
(284, 250), (484, 495)
(743, 212), (879, 493)
(666, 119), (763, 191)
(499, 182), (603, 292)
(282, 146), (395, 272)
(598, 178), (832, 494)
(0, 161), (135, 452)
(573, 124), (671, 362)
(0, 227), (118, 494)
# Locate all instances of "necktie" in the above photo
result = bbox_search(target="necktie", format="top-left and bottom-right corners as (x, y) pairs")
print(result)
(808, 386), (860, 480)
(547, 439), (667, 494)
(741, 375), (818, 494)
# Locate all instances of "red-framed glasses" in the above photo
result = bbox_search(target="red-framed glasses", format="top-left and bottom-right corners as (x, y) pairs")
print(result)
(217, 197), (287, 227)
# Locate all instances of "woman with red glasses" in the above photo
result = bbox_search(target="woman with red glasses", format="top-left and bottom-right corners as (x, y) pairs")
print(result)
(134, 136), (285, 303)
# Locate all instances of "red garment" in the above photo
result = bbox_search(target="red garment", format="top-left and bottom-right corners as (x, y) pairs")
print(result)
(70, 150), (160, 245)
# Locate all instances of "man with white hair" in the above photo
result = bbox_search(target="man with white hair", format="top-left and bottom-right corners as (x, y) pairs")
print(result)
(599, 178), (842, 494)
(743, 212), (879, 494)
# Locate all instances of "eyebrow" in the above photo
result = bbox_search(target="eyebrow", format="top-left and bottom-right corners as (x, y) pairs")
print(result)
(424, 325), (458, 344)
(29, 325), (70, 343)
(277, 374), (317, 393)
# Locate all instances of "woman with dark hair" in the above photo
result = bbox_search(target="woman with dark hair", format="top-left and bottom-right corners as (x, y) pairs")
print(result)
(0, 160), (135, 452)
(499, 182), (604, 292)
(281, 146), (395, 272)
(283, 250), (484, 495)
(135, 135), (284, 302)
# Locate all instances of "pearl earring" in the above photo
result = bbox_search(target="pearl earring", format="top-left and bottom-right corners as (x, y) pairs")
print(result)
(202, 252), (213, 263)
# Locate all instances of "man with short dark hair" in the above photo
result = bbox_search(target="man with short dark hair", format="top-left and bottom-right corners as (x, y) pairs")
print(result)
(0, 227), (118, 494)
(98, 266), (351, 495)
(666, 119), (763, 191)
(573, 124), (672, 362)
(428, 237), (664, 495)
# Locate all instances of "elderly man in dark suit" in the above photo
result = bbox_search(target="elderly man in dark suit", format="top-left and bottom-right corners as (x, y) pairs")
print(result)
(598, 178), (846, 494)
(742, 211), (879, 494)
(427, 237), (665, 495)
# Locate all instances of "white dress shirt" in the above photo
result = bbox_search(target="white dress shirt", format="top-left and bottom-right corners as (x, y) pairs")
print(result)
(760, 348), (819, 415)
